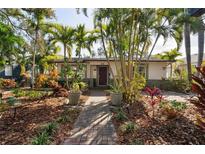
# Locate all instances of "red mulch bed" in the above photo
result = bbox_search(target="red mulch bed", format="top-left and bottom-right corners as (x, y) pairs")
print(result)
(112, 97), (205, 145)
(0, 92), (89, 145)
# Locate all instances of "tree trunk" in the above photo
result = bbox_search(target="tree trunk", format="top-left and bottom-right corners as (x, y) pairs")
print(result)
(170, 63), (172, 78)
(184, 22), (192, 82)
(197, 28), (204, 67)
(63, 43), (69, 89)
(31, 28), (38, 89)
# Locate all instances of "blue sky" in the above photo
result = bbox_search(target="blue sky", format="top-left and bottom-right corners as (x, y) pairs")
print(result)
(54, 8), (94, 29)
(53, 8), (199, 58)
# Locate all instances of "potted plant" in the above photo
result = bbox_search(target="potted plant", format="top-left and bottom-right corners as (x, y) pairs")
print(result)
(69, 81), (87, 105)
(108, 84), (123, 106)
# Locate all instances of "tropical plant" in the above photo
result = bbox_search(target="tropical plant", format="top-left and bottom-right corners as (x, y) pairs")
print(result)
(19, 9), (55, 88)
(74, 24), (98, 59)
(49, 24), (75, 88)
(35, 74), (48, 88)
(114, 108), (128, 121)
(108, 84), (122, 93)
(170, 100), (187, 110)
(70, 81), (87, 93)
(154, 48), (182, 77)
(120, 121), (136, 133)
(145, 87), (163, 117)
(191, 66), (205, 129)
(192, 66), (205, 107)
(93, 9), (184, 103)
(7, 97), (17, 106)
(32, 131), (50, 145)
(32, 121), (58, 145)
(0, 79), (16, 88)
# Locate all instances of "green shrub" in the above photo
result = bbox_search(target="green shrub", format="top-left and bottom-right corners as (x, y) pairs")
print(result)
(120, 121), (136, 133)
(32, 122), (58, 145)
(13, 89), (44, 99)
(32, 132), (50, 145)
(27, 91), (43, 99)
(146, 79), (190, 93)
(56, 115), (72, 124)
(170, 100), (187, 110)
(13, 89), (26, 97)
(44, 122), (58, 136)
(114, 109), (127, 121)
(130, 139), (144, 145)
(7, 97), (17, 106)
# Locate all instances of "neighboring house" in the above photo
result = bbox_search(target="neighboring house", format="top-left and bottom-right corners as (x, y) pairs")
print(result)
(178, 53), (205, 70)
(0, 64), (21, 80)
(50, 57), (175, 88)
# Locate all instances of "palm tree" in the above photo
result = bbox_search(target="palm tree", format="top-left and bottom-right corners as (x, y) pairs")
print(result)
(155, 48), (182, 78)
(21, 9), (55, 88)
(49, 24), (75, 88)
(74, 24), (97, 59)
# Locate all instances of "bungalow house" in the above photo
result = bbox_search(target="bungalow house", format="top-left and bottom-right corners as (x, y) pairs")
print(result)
(50, 57), (175, 88)
(177, 53), (205, 71)
(0, 64), (21, 80)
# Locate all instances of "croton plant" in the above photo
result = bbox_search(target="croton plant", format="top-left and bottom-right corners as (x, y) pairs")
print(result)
(145, 87), (163, 116)
(191, 66), (205, 129)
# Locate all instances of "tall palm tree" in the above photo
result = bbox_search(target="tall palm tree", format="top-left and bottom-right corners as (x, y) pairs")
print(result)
(184, 20), (192, 82)
(49, 24), (75, 88)
(74, 24), (97, 59)
(22, 9), (55, 88)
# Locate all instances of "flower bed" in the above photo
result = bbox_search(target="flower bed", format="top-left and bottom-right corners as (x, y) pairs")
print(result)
(112, 93), (205, 145)
(0, 91), (89, 144)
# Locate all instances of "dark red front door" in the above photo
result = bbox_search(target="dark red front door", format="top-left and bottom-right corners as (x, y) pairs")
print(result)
(98, 66), (108, 86)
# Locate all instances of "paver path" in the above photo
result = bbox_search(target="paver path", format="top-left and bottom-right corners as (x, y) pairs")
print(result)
(63, 90), (117, 145)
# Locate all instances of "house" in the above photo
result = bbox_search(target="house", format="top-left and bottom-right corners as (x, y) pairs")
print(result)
(178, 53), (205, 70)
(50, 57), (175, 88)
(0, 64), (21, 80)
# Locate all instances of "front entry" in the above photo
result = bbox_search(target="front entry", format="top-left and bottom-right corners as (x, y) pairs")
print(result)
(98, 66), (108, 86)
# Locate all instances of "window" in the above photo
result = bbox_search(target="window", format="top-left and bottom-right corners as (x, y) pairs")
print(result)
(5, 65), (12, 76)
(133, 65), (146, 77)
(138, 65), (146, 77)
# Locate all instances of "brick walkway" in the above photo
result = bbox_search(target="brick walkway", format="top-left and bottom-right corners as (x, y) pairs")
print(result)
(63, 90), (117, 145)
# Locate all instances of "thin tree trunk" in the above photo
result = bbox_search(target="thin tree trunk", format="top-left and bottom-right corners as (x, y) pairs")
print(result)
(31, 28), (38, 89)
(63, 43), (69, 89)
(184, 22), (192, 82)
(170, 63), (173, 78)
(197, 28), (204, 67)
(99, 23), (118, 86)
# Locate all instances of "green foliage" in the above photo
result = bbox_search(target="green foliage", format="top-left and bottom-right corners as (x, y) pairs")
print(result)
(13, 89), (44, 99)
(155, 48), (182, 60)
(56, 115), (72, 124)
(13, 89), (26, 97)
(114, 108), (127, 121)
(170, 100), (187, 110)
(130, 139), (144, 145)
(7, 97), (17, 106)
(125, 72), (146, 103)
(147, 79), (190, 93)
(70, 81), (87, 93)
(32, 131), (50, 145)
(44, 122), (58, 136)
(27, 91), (44, 99)
(108, 84), (122, 93)
(120, 121), (136, 133)
(32, 122), (58, 145)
